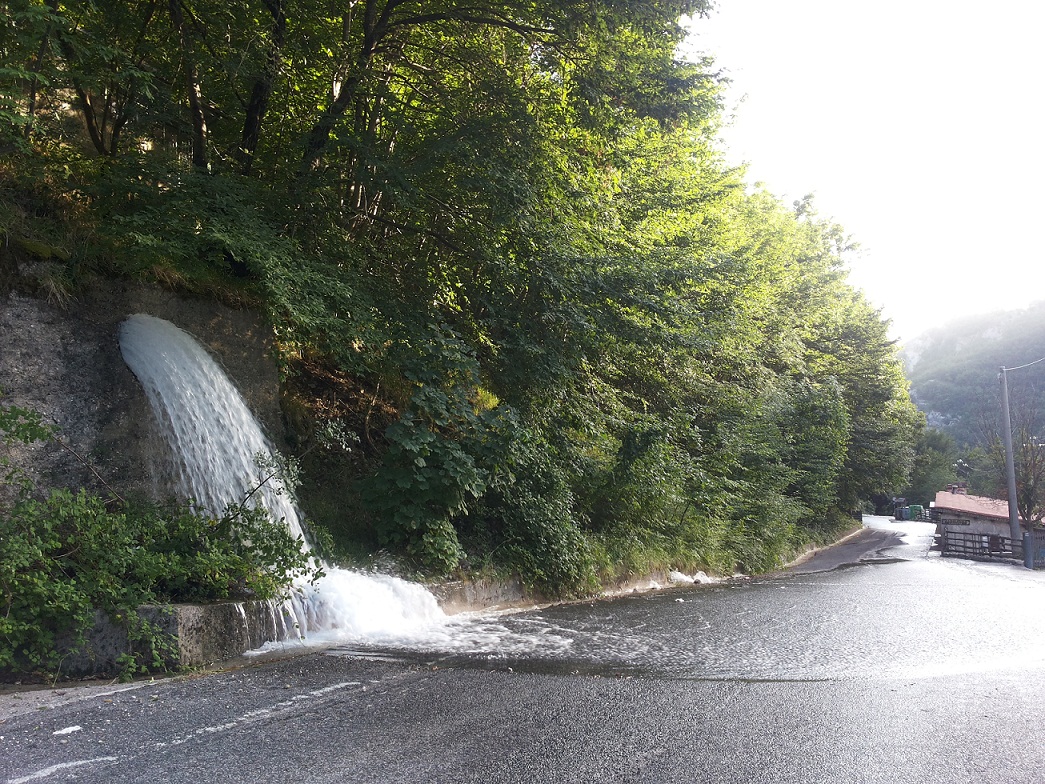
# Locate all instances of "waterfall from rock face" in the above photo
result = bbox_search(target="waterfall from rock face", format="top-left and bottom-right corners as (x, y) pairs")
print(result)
(118, 313), (448, 643)
(118, 314), (304, 540)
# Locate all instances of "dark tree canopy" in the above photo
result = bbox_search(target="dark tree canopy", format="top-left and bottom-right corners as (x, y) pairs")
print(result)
(1, 0), (918, 593)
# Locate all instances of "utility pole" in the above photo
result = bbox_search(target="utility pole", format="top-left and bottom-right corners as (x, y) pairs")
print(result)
(1000, 366), (1022, 543)
(1000, 357), (1045, 568)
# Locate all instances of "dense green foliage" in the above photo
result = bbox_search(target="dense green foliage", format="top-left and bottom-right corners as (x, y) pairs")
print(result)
(1, 0), (919, 594)
(0, 403), (316, 678)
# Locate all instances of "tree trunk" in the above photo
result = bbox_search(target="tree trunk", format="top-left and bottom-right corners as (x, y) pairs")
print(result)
(24, 0), (61, 139)
(238, 0), (286, 174)
(169, 0), (208, 170)
(298, 0), (391, 176)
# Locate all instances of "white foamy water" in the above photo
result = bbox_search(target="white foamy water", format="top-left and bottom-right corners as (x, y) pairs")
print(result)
(118, 314), (457, 645)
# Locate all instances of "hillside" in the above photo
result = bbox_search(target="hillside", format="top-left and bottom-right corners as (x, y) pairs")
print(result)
(2, 0), (918, 596)
(903, 303), (1045, 447)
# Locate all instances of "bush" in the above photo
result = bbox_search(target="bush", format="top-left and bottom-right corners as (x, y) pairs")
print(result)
(0, 400), (316, 678)
(473, 426), (599, 597)
(0, 489), (315, 678)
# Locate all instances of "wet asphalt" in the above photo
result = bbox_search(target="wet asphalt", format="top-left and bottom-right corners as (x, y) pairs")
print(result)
(4, 518), (1045, 783)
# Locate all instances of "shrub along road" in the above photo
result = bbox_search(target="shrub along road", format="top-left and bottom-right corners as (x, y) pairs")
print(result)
(3, 519), (1044, 783)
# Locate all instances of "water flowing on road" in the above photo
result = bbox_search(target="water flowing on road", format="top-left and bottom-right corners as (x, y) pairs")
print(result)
(8, 516), (1045, 784)
(117, 314), (1045, 687)
(325, 517), (1045, 682)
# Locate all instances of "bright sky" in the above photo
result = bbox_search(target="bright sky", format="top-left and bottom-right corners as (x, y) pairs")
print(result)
(683, 0), (1045, 344)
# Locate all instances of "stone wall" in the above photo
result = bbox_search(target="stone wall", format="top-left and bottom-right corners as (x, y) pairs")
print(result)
(0, 279), (285, 502)
(62, 601), (292, 675)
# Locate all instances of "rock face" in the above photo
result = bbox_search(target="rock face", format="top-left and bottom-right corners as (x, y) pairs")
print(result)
(2, 282), (302, 673)
(0, 280), (285, 503)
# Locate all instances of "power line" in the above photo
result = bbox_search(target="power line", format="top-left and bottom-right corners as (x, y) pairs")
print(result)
(1003, 355), (1045, 372)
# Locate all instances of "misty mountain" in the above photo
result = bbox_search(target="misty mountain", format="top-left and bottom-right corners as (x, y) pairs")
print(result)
(903, 302), (1045, 446)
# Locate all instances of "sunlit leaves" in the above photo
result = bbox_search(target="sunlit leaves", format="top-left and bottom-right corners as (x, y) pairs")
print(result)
(1, 0), (918, 591)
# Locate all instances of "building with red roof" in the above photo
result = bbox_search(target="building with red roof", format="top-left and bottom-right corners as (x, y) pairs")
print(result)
(932, 485), (1012, 533)
(932, 484), (1023, 560)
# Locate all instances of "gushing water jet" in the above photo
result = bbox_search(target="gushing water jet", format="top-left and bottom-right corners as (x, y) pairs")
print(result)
(118, 313), (447, 644)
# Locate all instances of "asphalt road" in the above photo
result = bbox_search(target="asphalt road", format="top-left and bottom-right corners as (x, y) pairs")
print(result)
(4, 518), (1045, 784)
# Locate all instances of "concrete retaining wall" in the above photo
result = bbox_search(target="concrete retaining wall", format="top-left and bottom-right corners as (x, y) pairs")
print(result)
(66, 601), (294, 676)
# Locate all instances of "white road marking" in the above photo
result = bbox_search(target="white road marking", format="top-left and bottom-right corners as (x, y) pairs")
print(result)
(8, 757), (118, 783)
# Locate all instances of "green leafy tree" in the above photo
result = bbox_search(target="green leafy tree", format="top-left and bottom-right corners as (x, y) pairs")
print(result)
(902, 427), (958, 507)
(1, 0), (920, 593)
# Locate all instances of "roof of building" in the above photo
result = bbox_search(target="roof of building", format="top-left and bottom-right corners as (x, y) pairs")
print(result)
(933, 489), (1011, 521)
